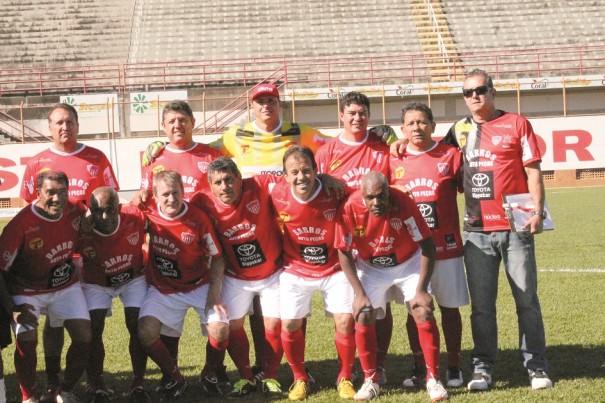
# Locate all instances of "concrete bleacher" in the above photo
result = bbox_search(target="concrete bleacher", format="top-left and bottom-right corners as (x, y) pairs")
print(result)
(0, 0), (135, 68)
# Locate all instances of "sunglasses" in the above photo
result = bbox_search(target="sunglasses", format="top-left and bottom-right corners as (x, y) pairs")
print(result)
(462, 86), (491, 98)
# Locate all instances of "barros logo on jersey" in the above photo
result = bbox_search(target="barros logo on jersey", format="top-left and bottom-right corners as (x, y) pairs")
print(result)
(492, 136), (502, 146)
(418, 204), (433, 218)
(197, 162), (209, 173)
(87, 164), (99, 176)
(437, 163), (450, 176)
(471, 173), (490, 187)
(330, 159), (343, 171)
(394, 166), (405, 180)
(246, 200), (260, 214)
(237, 243), (256, 257)
(29, 238), (44, 251)
(323, 208), (336, 221)
(353, 225), (366, 237)
(181, 232), (195, 244)
(390, 218), (403, 231)
(127, 232), (140, 246)
(82, 246), (96, 259)
(303, 246), (323, 256)
(46, 241), (74, 263)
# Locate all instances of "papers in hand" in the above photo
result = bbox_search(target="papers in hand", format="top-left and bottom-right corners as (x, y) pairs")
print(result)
(502, 193), (554, 232)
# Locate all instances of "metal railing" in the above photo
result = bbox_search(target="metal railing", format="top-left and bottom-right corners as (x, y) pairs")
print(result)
(1, 45), (603, 97)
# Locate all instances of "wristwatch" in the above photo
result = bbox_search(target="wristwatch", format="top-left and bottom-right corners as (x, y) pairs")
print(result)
(532, 210), (547, 219)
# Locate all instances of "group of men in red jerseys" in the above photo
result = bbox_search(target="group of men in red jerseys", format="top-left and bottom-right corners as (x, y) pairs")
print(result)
(0, 68), (552, 403)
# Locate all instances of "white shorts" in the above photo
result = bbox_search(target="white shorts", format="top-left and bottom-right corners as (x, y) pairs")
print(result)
(429, 257), (470, 308)
(139, 285), (228, 337)
(357, 250), (422, 319)
(222, 271), (281, 321)
(12, 283), (90, 334)
(279, 271), (353, 320)
(82, 276), (149, 314)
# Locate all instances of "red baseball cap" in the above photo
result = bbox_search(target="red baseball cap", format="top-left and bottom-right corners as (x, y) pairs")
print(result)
(251, 83), (280, 100)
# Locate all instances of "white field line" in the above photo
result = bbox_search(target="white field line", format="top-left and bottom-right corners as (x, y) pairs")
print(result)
(539, 268), (605, 273)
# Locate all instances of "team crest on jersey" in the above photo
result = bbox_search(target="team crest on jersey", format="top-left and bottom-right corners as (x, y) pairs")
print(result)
(127, 232), (140, 245)
(437, 163), (450, 176)
(502, 134), (513, 148)
(71, 217), (82, 231)
(330, 159), (343, 171)
(82, 246), (96, 259)
(87, 164), (99, 176)
(353, 225), (366, 237)
(246, 200), (260, 214)
(323, 208), (336, 221)
(197, 162), (209, 173)
(240, 144), (250, 154)
(152, 165), (165, 175)
(395, 166), (405, 180)
(390, 218), (403, 231)
(278, 211), (290, 223)
(492, 136), (502, 146)
(3, 250), (17, 263)
(181, 232), (195, 244)
(29, 238), (44, 251)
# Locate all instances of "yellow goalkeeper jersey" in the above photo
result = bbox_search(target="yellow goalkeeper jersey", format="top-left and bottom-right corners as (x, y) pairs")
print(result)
(211, 120), (332, 177)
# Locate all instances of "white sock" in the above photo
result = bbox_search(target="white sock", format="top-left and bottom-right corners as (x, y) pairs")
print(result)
(0, 378), (6, 403)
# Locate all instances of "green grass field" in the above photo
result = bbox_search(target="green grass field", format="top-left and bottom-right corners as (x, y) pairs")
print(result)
(1, 187), (604, 402)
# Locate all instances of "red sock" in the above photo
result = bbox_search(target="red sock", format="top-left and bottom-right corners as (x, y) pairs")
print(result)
(263, 327), (283, 379)
(406, 313), (424, 366)
(354, 323), (377, 381)
(375, 305), (393, 369)
(146, 338), (183, 382)
(15, 339), (37, 400)
(227, 327), (253, 380)
(417, 319), (440, 380)
(335, 330), (355, 381)
(281, 328), (307, 381)
(440, 307), (462, 367)
(62, 341), (91, 391)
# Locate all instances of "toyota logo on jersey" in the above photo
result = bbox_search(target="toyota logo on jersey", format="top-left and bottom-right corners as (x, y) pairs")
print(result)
(237, 244), (256, 257)
(303, 246), (323, 256)
(246, 200), (260, 214)
(418, 204), (432, 217)
(472, 173), (490, 187)
(110, 272), (131, 285)
(53, 262), (71, 277)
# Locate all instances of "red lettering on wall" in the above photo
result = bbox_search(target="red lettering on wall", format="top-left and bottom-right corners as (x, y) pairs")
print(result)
(0, 158), (19, 192)
(552, 130), (594, 163)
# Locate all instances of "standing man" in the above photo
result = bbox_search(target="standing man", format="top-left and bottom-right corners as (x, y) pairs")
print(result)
(191, 157), (284, 396)
(443, 69), (552, 391)
(20, 102), (120, 400)
(335, 171), (448, 401)
(137, 170), (228, 400)
(77, 187), (150, 402)
(0, 171), (91, 403)
(390, 102), (469, 389)
(270, 146), (357, 401)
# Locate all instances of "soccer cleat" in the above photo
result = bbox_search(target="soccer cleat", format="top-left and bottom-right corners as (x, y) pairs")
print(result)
(529, 370), (553, 390)
(252, 365), (266, 383)
(200, 374), (223, 395)
(157, 379), (187, 402)
(288, 380), (309, 401)
(467, 371), (492, 391)
(40, 384), (60, 403)
(305, 366), (316, 384)
(261, 378), (282, 395)
(446, 367), (464, 388)
(129, 387), (152, 403)
(85, 377), (114, 397)
(337, 377), (356, 400)
(229, 379), (257, 397)
(402, 364), (426, 389)
(57, 391), (81, 403)
(376, 367), (387, 386)
(426, 375), (448, 401)
(90, 390), (111, 403)
(353, 378), (380, 401)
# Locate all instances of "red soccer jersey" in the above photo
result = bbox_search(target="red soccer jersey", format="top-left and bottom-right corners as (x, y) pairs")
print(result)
(315, 131), (390, 190)
(141, 143), (222, 201)
(21, 145), (119, 204)
(335, 187), (432, 267)
(191, 175), (283, 281)
(390, 142), (463, 260)
(144, 201), (222, 294)
(77, 204), (147, 287)
(270, 179), (341, 278)
(445, 112), (542, 231)
(0, 202), (84, 295)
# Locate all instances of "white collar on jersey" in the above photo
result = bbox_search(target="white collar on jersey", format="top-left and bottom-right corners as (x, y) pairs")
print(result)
(253, 119), (283, 134)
